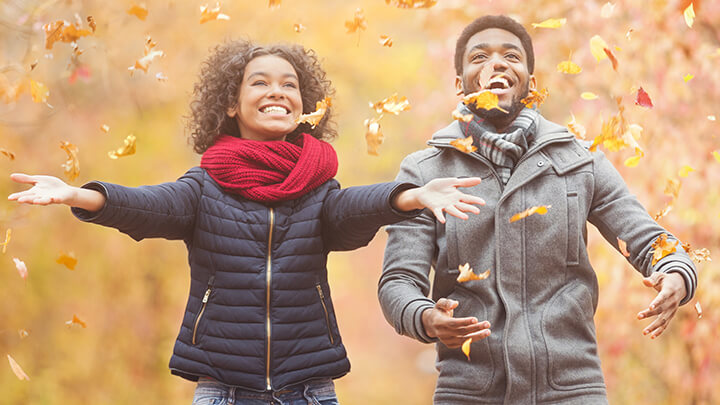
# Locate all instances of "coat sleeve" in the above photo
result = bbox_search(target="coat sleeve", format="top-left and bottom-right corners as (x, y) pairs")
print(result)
(377, 152), (439, 344)
(321, 179), (421, 252)
(587, 151), (697, 304)
(71, 167), (204, 242)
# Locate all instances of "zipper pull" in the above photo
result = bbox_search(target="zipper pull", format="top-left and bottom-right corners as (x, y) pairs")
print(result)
(316, 285), (324, 299)
(203, 276), (215, 303)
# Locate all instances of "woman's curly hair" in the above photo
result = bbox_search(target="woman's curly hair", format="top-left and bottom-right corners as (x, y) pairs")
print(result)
(187, 40), (337, 154)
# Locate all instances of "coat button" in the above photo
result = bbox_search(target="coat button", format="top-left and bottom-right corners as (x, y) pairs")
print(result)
(537, 161), (545, 167)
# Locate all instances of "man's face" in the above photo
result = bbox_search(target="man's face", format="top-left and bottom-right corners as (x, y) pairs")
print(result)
(456, 28), (536, 123)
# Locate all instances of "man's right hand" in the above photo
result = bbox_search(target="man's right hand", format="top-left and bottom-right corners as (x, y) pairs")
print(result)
(422, 298), (491, 348)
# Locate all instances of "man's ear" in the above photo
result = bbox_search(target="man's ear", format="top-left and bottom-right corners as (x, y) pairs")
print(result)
(529, 75), (537, 92)
(455, 76), (464, 96)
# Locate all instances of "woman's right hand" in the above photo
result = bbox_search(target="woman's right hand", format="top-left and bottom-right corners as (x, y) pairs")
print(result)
(8, 173), (76, 205)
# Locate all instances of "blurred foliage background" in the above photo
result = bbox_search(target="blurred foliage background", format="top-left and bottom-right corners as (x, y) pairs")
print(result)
(1, 0), (718, 404)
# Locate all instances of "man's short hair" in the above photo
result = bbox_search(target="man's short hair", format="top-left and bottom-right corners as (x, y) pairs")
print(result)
(454, 15), (535, 76)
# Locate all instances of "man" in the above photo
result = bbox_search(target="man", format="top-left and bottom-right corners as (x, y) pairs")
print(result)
(378, 15), (697, 405)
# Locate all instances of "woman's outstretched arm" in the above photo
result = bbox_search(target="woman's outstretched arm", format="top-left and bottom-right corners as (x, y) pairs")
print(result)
(8, 173), (106, 212)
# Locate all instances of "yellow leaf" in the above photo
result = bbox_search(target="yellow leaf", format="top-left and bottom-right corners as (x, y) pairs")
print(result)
(678, 165), (694, 177)
(345, 8), (367, 34)
(296, 97), (331, 128)
(199, 3), (230, 24)
(450, 136), (477, 154)
(683, 74), (694, 82)
(590, 35), (610, 61)
(521, 88), (549, 109)
(1, 228), (11, 253)
(65, 314), (87, 328)
(369, 93), (410, 115)
(18, 329), (29, 339)
(557, 59), (582, 74)
(29, 80), (49, 104)
(379, 35), (393, 47)
(601, 2), (615, 18)
(623, 147), (644, 167)
(567, 114), (586, 139)
(650, 233), (679, 266)
(127, 4), (148, 21)
(532, 18), (566, 29)
(664, 177), (681, 199)
(456, 263), (491, 283)
(60, 141), (80, 182)
(100, 124), (110, 133)
(581, 92), (598, 100)
(461, 337), (472, 361)
(293, 23), (306, 33)
(56, 252), (78, 270)
(463, 90), (508, 113)
(385, 0), (437, 8)
(653, 203), (673, 221)
(7, 355), (29, 381)
(269, 0), (281, 8)
(684, 3), (695, 28)
(617, 237), (630, 257)
(695, 302), (702, 319)
(452, 109), (473, 123)
(128, 37), (164, 76)
(364, 116), (384, 156)
(713, 150), (720, 162)
(108, 135), (137, 159)
(509, 205), (551, 223)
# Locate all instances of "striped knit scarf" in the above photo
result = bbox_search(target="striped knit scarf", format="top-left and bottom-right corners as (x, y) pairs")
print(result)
(458, 103), (540, 184)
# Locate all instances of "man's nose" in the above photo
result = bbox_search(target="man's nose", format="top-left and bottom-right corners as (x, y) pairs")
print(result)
(487, 53), (509, 69)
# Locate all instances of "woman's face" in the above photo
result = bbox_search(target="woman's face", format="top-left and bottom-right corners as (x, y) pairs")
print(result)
(228, 55), (303, 142)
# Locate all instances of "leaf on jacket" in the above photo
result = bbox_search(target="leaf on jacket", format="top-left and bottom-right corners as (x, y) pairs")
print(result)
(297, 97), (331, 128)
(127, 4), (148, 21)
(13, 257), (28, 280)
(385, 0), (437, 9)
(509, 205), (551, 223)
(199, 3), (230, 24)
(557, 58), (582, 74)
(452, 109), (474, 123)
(695, 302), (702, 319)
(450, 136), (477, 154)
(1, 228), (11, 253)
(650, 233), (679, 266)
(1, 148), (15, 160)
(345, 8), (367, 34)
(463, 90), (507, 113)
(521, 88), (549, 109)
(364, 116), (384, 156)
(531, 18), (566, 29)
(683, 3), (695, 28)
(65, 314), (87, 328)
(635, 87), (653, 108)
(379, 35), (393, 47)
(678, 165), (694, 178)
(617, 237), (630, 257)
(7, 355), (29, 381)
(567, 114), (586, 139)
(682, 243), (711, 264)
(461, 337), (472, 361)
(456, 263), (490, 283)
(369, 93), (410, 115)
(293, 23), (306, 33)
(56, 252), (78, 270)
(128, 37), (164, 76)
(108, 135), (137, 159)
(60, 141), (80, 181)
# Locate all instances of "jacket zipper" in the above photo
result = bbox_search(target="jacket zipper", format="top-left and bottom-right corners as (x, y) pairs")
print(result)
(316, 285), (335, 344)
(265, 207), (275, 391)
(192, 275), (215, 345)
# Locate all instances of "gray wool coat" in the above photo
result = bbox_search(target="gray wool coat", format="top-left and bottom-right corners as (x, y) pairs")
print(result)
(378, 116), (697, 405)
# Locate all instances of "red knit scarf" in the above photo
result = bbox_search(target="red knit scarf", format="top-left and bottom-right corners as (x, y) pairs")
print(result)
(200, 133), (338, 202)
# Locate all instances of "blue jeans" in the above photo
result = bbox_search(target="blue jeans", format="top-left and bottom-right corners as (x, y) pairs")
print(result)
(192, 377), (340, 405)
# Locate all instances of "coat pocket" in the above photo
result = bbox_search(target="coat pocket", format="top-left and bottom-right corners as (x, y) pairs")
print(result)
(192, 276), (215, 346)
(316, 284), (335, 345)
(540, 282), (605, 390)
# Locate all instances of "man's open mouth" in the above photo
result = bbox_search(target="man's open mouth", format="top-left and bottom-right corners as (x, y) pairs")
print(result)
(484, 74), (514, 93)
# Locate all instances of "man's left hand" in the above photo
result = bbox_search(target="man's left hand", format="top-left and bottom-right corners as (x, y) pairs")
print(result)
(637, 271), (687, 339)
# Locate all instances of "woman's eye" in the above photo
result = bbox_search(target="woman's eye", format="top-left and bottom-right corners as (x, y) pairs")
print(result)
(284, 82), (298, 88)
(252, 81), (267, 86)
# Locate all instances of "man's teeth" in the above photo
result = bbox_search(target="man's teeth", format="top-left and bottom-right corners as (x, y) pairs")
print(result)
(261, 106), (288, 114)
(487, 77), (510, 89)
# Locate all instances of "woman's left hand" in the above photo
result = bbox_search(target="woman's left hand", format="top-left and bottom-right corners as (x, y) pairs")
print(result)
(393, 177), (485, 223)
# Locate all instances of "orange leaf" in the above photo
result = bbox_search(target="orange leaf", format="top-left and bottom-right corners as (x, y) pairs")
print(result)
(567, 114), (586, 139)
(7, 355), (29, 381)
(364, 116), (384, 156)
(100, 124), (110, 133)
(369, 93), (410, 115)
(345, 8), (367, 34)
(128, 37), (164, 76)
(456, 263), (491, 283)
(521, 88), (549, 109)
(199, 3), (230, 24)
(13, 257), (28, 280)
(695, 302), (702, 319)
(65, 314), (87, 328)
(0, 148), (15, 160)
(682, 242), (711, 264)
(29, 80), (49, 104)
(296, 97), (331, 128)
(461, 337), (472, 361)
(463, 90), (508, 113)
(509, 205), (551, 223)
(617, 237), (630, 257)
(1, 228), (11, 253)
(379, 35), (393, 47)
(293, 23), (306, 33)
(650, 233), (679, 266)
(87, 16), (96, 33)
(127, 4), (148, 21)
(18, 329), (29, 339)
(108, 135), (137, 159)
(385, 0), (437, 8)
(603, 47), (619, 71)
(450, 136), (477, 153)
(452, 109), (474, 123)
(43, 20), (93, 50)
(653, 203), (673, 221)
(269, 0), (281, 8)
(60, 141), (80, 182)
(56, 252), (78, 270)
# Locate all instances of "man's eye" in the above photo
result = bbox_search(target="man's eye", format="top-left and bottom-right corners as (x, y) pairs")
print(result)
(506, 54), (520, 61)
(471, 54), (487, 61)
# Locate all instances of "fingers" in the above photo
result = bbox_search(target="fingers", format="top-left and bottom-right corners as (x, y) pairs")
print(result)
(454, 202), (481, 214)
(453, 177), (482, 188)
(432, 207), (446, 224)
(435, 298), (459, 312)
(642, 307), (677, 338)
(642, 272), (663, 290)
(439, 320), (492, 348)
(444, 205), (469, 221)
(9, 173), (37, 185)
(460, 194), (486, 206)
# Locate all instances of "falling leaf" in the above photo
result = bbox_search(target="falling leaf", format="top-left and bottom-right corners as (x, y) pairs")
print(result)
(581, 92), (598, 100)
(379, 35), (393, 47)
(683, 3), (695, 28)
(456, 263), (490, 283)
(509, 205), (551, 223)
(7, 355), (29, 381)
(108, 135), (137, 159)
(604, 47), (619, 71)
(626, 28), (634, 40)
(18, 329), (29, 339)
(521, 88), (549, 109)
(42, 20), (93, 50)
(590, 35), (610, 61)
(635, 87), (653, 108)
(269, 0), (281, 8)
(296, 97), (331, 128)
(293, 23), (306, 33)
(155, 72), (168, 82)
(364, 116), (384, 156)
(60, 141), (80, 181)
(617, 237), (630, 257)
(450, 136), (477, 153)
(0, 148), (14, 160)
(650, 233), (679, 266)
(452, 109), (474, 123)
(695, 302), (702, 319)
(29, 80), (49, 104)
(87, 16), (96, 32)
(678, 165), (694, 177)
(567, 114), (586, 139)
(557, 58), (582, 74)
(65, 314), (87, 328)
(683, 74), (694, 82)
(664, 177), (681, 199)
(531, 18), (566, 29)
(590, 99), (644, 156)
(30, 60), (38, 71)
(100, 124), (110, 133)
(653, 204), (673, 221)
(463, 90), (508, 113)
(601, 2), (615, 18)
(624, 147), (644, 167)
(682, 243), (711, 264)
(345, 8), (367, 34)
(13, 257), (28, 280)
(461, 337), (472, 361)
(199, 3), (230, 24)
(370, 93), (410, 115)
(1, 228), (11, 253)
(128, 37), (164, 76)
(713, 151), (720, 162)
(385, 0), (437, 8)
(56, 252), (78, 270)
(127, 4), (148, 20)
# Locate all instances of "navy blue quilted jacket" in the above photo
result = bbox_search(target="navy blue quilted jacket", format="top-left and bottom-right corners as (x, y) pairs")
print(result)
(72, 166), (419, 392)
